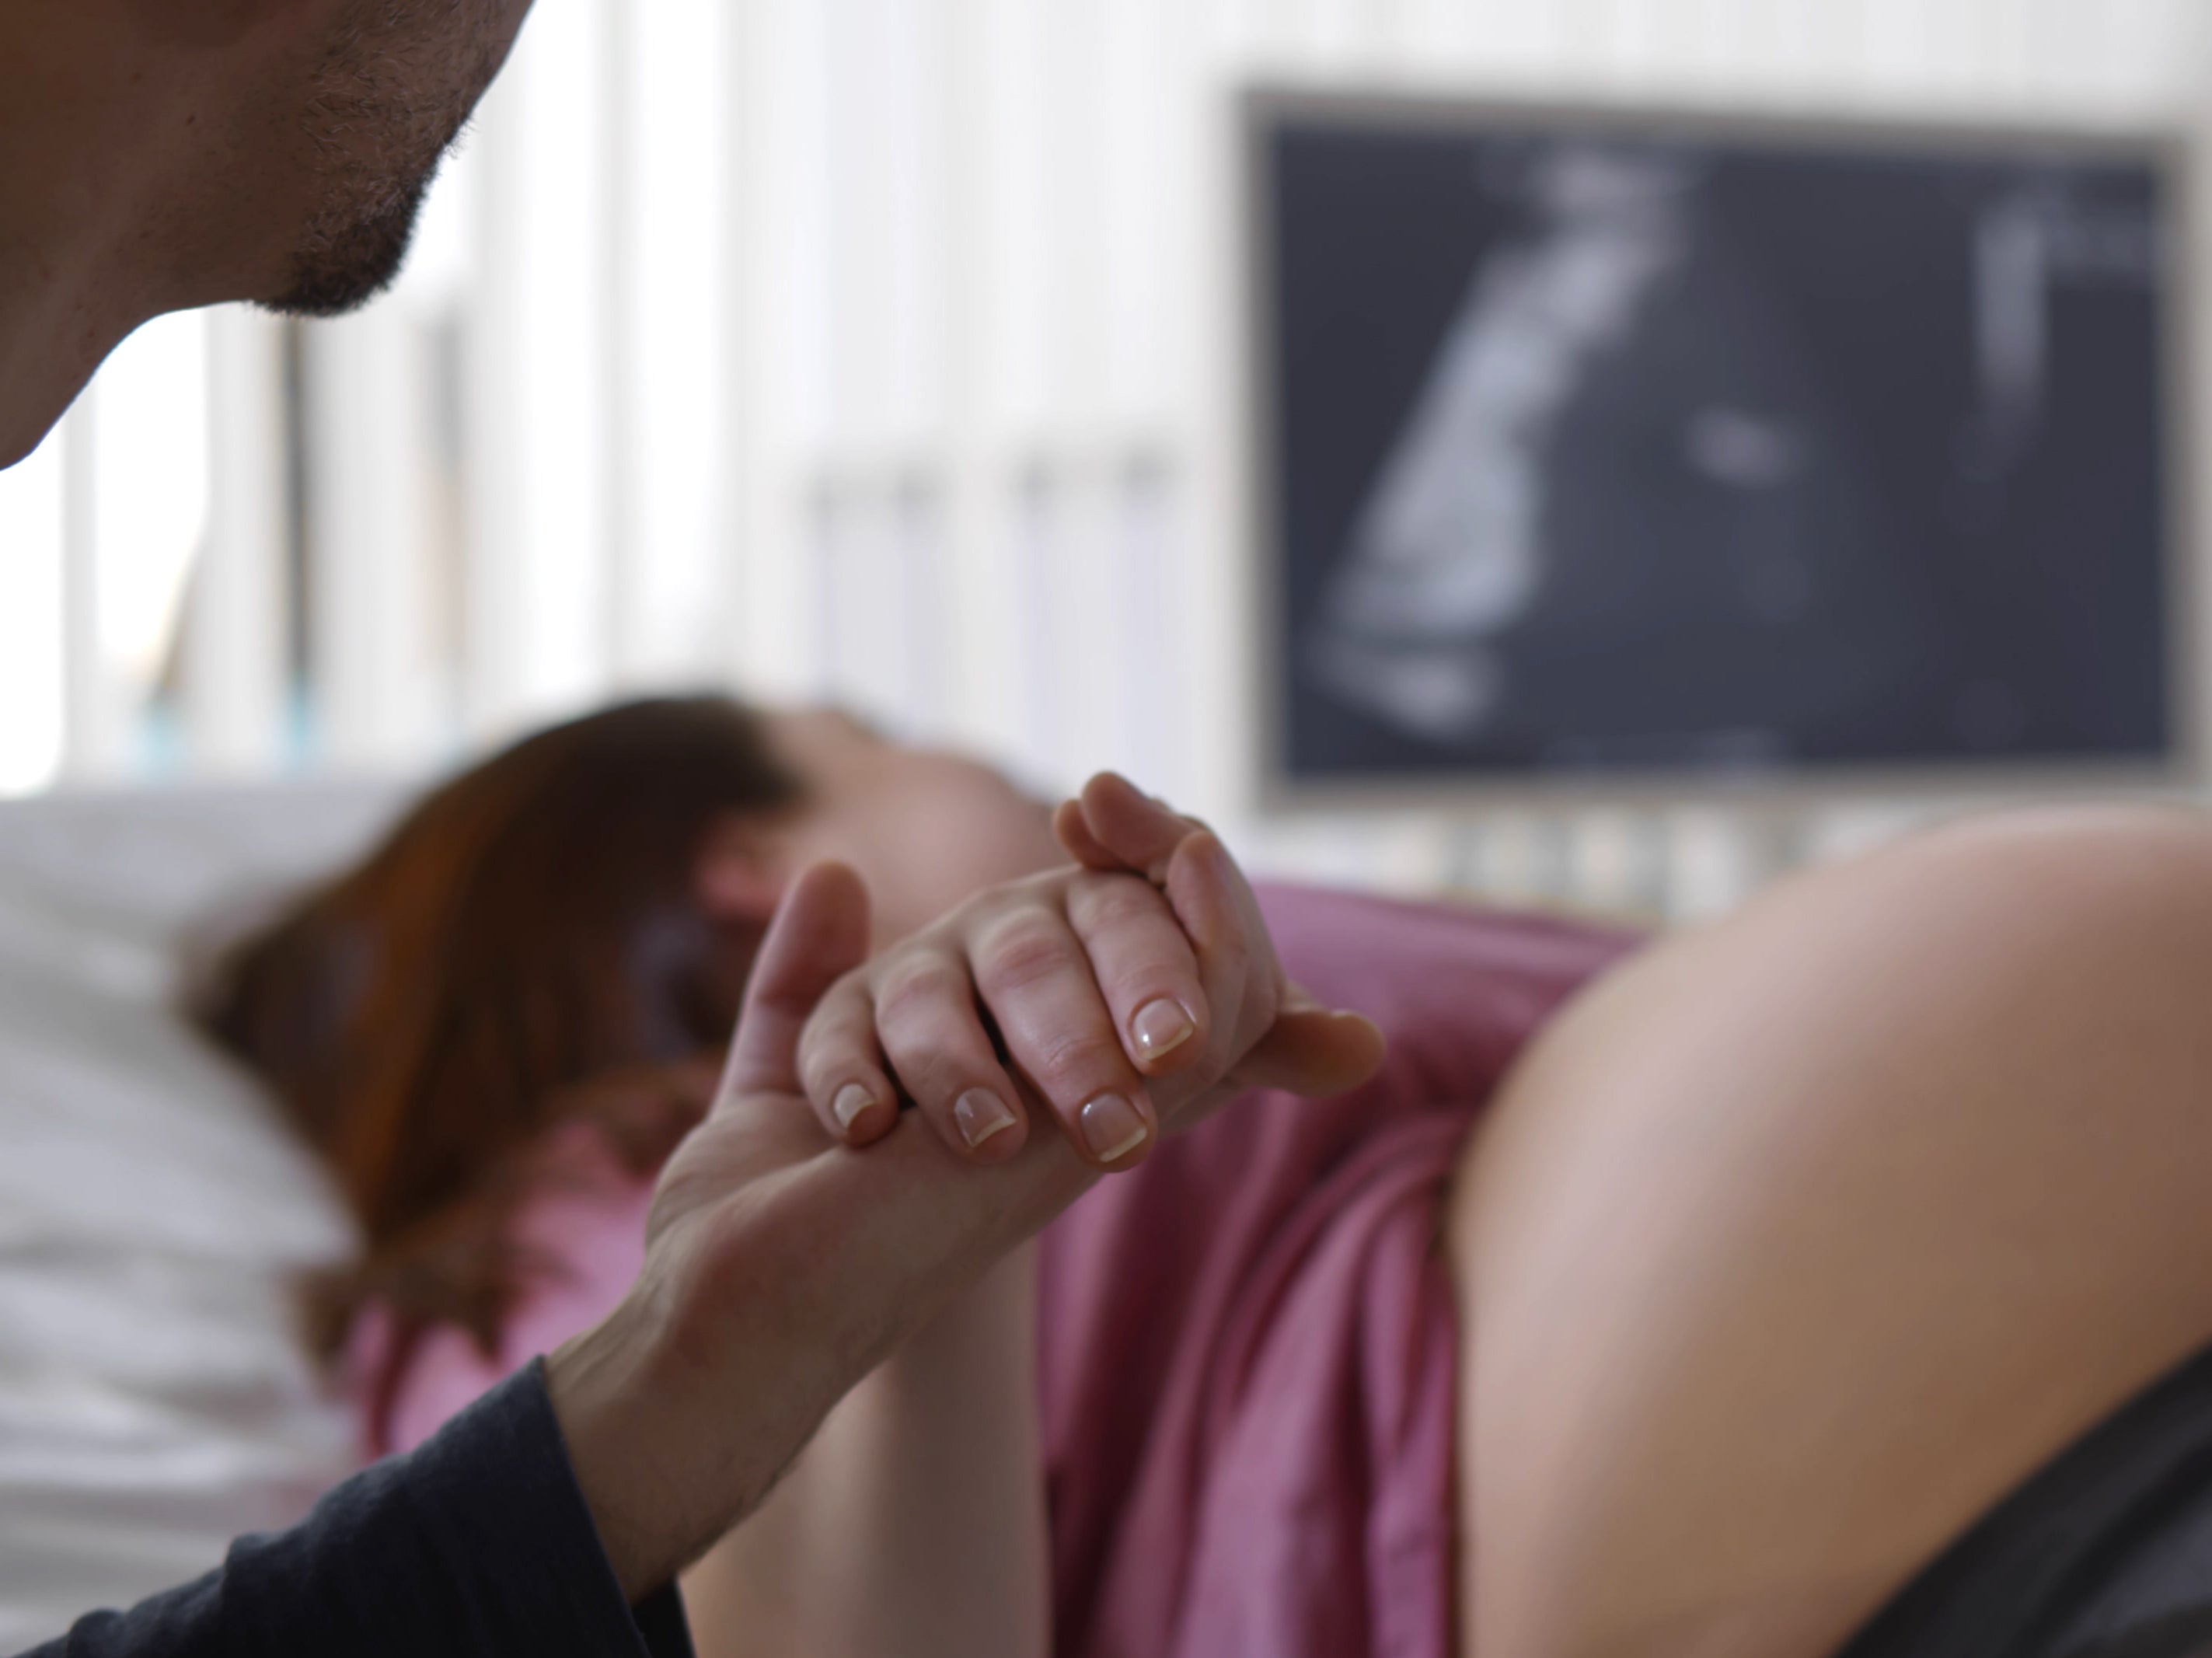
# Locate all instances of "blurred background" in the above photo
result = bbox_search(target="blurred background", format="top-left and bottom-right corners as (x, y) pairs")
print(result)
(2, 0), (2209, 923)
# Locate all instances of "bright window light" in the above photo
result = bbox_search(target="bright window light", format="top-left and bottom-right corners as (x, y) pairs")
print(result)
(93, 311), (211, 718)
(0, 429), (65, 796)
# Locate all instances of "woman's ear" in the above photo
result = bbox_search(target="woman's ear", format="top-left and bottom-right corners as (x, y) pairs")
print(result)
(694, 817), (788, 925)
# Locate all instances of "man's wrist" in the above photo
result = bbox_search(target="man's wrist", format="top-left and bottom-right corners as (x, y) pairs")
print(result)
(546, 1294), (686, 1602)
(546, 1119), (1099, 1604)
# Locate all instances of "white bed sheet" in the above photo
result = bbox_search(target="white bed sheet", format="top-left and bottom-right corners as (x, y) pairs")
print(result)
(0, 782), (402, 1649)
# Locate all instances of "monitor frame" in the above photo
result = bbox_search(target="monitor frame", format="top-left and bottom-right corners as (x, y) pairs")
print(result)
(1235, 82), (2206, 817)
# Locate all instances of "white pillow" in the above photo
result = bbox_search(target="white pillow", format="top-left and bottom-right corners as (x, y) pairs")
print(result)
(0, 782), (400, 1649)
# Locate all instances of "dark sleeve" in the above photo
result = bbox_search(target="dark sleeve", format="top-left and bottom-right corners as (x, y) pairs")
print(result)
(18, 1357), (693, 1658)
(1836, 1333), (2212, 1658)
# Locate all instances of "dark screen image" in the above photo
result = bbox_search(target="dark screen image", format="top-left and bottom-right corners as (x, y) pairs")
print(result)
(1265, 107), (2174, 783)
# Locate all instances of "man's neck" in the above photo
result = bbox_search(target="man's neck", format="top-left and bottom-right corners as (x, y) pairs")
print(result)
(0, 229), (150, 466)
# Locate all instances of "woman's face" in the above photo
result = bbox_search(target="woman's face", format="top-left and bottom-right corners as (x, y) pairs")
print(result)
(727, 707), (1066, 946)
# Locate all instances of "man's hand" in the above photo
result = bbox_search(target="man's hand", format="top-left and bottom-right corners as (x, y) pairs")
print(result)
(545, 782), (1383, 1603)
(550, 861), (1059, 1604)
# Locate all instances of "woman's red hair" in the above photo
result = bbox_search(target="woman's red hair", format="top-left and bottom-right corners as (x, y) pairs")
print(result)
(192, 696), (802, 1362)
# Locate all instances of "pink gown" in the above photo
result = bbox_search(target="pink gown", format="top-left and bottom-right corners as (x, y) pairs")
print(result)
(350, 884), (1636, 1656)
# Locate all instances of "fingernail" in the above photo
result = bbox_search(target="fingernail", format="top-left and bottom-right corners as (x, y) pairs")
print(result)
(1080, 1093), (1149, 1163)
(832, 1084), (878, 1134)
(1132, 998), (1195, 1060)
(954, 1089), (1018, 1149)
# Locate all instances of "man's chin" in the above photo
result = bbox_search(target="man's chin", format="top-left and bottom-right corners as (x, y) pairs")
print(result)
(260, 188), (426, 319)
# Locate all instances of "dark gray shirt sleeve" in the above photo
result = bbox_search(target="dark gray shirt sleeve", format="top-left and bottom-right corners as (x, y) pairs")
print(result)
(1835, 1333), (2212, 1658)
(17, 1357), (693, 1658)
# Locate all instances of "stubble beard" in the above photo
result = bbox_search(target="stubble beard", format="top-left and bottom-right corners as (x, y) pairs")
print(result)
(264, 0), (504, 319)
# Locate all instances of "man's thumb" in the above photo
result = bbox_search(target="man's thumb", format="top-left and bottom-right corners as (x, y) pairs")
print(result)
(717, 860), (871, 1104)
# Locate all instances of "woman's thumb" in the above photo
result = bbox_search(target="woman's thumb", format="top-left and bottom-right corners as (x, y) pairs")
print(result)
(1230, 984), (1386, 1097)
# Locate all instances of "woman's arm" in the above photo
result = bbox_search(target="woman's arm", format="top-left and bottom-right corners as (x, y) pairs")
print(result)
(679, 1242), (1048, 1658)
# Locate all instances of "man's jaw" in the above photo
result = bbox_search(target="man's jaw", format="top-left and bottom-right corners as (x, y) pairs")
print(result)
(262, 166), (433, 318)
(0, 243), (144, 469)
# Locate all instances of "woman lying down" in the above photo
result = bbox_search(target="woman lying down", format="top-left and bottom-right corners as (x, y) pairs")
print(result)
(191, 696), (2212, 1658)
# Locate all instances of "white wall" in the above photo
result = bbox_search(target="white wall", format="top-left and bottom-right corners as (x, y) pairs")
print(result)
(5, 0), (2209, 917)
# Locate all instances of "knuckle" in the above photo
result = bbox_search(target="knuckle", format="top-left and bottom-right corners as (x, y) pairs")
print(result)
(891, 1045), (980, 1110)
(796, 1049), (843, 1105)
(799, 1038), (874, 1106)
(1209, 920), (1253, 979)
(1234, 977), (1275, 1048)
(872, 958), (963, 1028)
(1130, 949), (1202, 1004)
(1080, 871), (1167, 929)
(977, 917), (1080, 992)
(1027, 1030), (1124, 1098)
(795, 1007), (850, 1073)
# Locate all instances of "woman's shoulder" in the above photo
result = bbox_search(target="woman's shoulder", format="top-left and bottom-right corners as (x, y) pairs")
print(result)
(1255, 880), (1642, 1010)
(1243, 880), (1645, 1127)
(351, 1122), (654, 1459)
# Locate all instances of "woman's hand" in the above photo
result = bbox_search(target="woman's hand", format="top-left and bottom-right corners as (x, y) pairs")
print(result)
(791, 774), (1384, 1168)
(547, 785), (1383, 1600)
(1054, 771), (1387, 1104)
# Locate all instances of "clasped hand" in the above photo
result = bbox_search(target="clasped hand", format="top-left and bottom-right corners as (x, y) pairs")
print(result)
(785, 770), (1386, 1166)
(550, 773), (1382, 1600)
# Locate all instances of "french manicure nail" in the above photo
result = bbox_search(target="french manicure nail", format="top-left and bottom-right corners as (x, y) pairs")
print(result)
(832, 1084), (877, 1133)
(955, 1088), (1018, 1148)
(1132, 998), (1195, 1060)
(1080, 1093), (1149, 1163)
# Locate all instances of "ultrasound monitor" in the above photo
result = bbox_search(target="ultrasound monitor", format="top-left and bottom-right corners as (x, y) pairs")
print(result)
(1244, 89), (2190, 801)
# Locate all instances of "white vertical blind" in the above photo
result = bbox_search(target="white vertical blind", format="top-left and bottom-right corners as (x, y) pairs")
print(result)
(598, 0), (640, 689)
(937, 0), (1026, 766)
(57, 395), (113, 783)
(461, 53), (533, 743)
(303, 309), (438, 767)
(459, 0), (614, 743)
(724, 0), (833, 706)
(183, 305), (288, 774)
(0, 420), (66, 796)
(611, 0), (734, 688)
(61, 312), (213, 780)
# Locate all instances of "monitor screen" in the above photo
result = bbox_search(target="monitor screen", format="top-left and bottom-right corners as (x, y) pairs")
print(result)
(1251, 92), (2184, 796)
